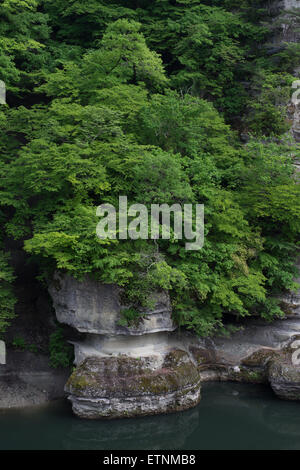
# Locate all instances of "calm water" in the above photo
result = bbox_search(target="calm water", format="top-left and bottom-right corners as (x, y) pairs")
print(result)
(1, 382), (300, 450)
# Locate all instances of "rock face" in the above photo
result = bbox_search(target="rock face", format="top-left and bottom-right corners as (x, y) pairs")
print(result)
(0, 341), (5, 365)
(65, 351), (201, 419)
(49, 263), (300, 417)
(0, 350), (70, 409)
(47, 1), (300, 417)
(190, 313), (300, 370)
(49, 269), (300, 415)
(72, 332), (183, 365)
(268, 356), (300, 400)
(49, 273), (175, 336)
(49, 273), (201, 418)
(281, 256), (300, 314)
(272, 0), (300, 45)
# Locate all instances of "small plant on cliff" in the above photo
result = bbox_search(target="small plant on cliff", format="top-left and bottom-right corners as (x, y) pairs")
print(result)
(118, 308), (142, 328)
(49, 327), (74, 369)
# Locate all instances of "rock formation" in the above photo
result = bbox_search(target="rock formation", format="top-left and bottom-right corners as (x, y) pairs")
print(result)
(188, 156), (300, 397)
(48, 1), (300, 418)
(270, 0), (300, 141)
(49, 273), (175, 336)
(0, 350), (69, 409)
(49, 272), (201, 419)
(49, 268), (300, 417)
(273, 0), (300, 45)
(0, 341), (5, 365)
(188, 240), (300, 397)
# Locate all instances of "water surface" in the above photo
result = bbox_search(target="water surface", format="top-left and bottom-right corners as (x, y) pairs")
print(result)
(0, 382), (300, 450)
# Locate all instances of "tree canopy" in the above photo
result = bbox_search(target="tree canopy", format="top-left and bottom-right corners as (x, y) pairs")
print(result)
(0, 0), (299, 336)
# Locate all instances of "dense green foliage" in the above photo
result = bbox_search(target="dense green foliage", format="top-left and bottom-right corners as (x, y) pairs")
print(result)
(0, 0), (299, 336)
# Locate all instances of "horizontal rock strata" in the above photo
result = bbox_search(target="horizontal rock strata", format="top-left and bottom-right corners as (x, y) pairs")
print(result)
(65, 351), (201, 419)
(49, 273), (175, 336)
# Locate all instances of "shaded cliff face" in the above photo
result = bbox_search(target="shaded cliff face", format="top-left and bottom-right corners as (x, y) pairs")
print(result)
(0, 341), (5, 365)
(283, 0), (300, 43)
(282, 256), (300, 313)
(46, 2), (300, 419)
(288, 100), (300, 142)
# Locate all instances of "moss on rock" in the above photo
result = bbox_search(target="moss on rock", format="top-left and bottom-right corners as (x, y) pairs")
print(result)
(65, 350), (201, 418)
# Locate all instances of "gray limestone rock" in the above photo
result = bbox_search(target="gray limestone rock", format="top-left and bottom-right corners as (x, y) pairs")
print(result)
(281, 256), (300, 315)
(49, 273), (175, 336)
(192, 316), (300, 368)
(65, 350), (201, 419)
(268, 356), (300, 400)
(0, 341), (5, 365)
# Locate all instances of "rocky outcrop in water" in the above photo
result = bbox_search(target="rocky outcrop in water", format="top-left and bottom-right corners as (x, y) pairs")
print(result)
(49, 272), (175, 336)
(50, 273), (201, 419)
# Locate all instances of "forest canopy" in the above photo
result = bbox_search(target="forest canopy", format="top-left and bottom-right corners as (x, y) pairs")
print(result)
(0, 0), (299, 336)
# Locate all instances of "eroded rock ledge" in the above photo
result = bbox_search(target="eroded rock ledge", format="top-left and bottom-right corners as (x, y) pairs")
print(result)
(66, 351), (200, 419)
(49, 272), (201, 418)
(49, 272), (175, 336)
(48, 263), (300, 420)
(188, 322), (300, 401)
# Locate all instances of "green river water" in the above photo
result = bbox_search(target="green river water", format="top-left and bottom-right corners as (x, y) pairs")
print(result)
(0, 382), (300, 450)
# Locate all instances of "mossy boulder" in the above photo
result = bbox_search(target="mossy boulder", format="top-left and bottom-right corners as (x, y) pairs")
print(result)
(189, 345), (216, 369)
(226, 366), (267, 384)
(65, 350), (201, 419)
